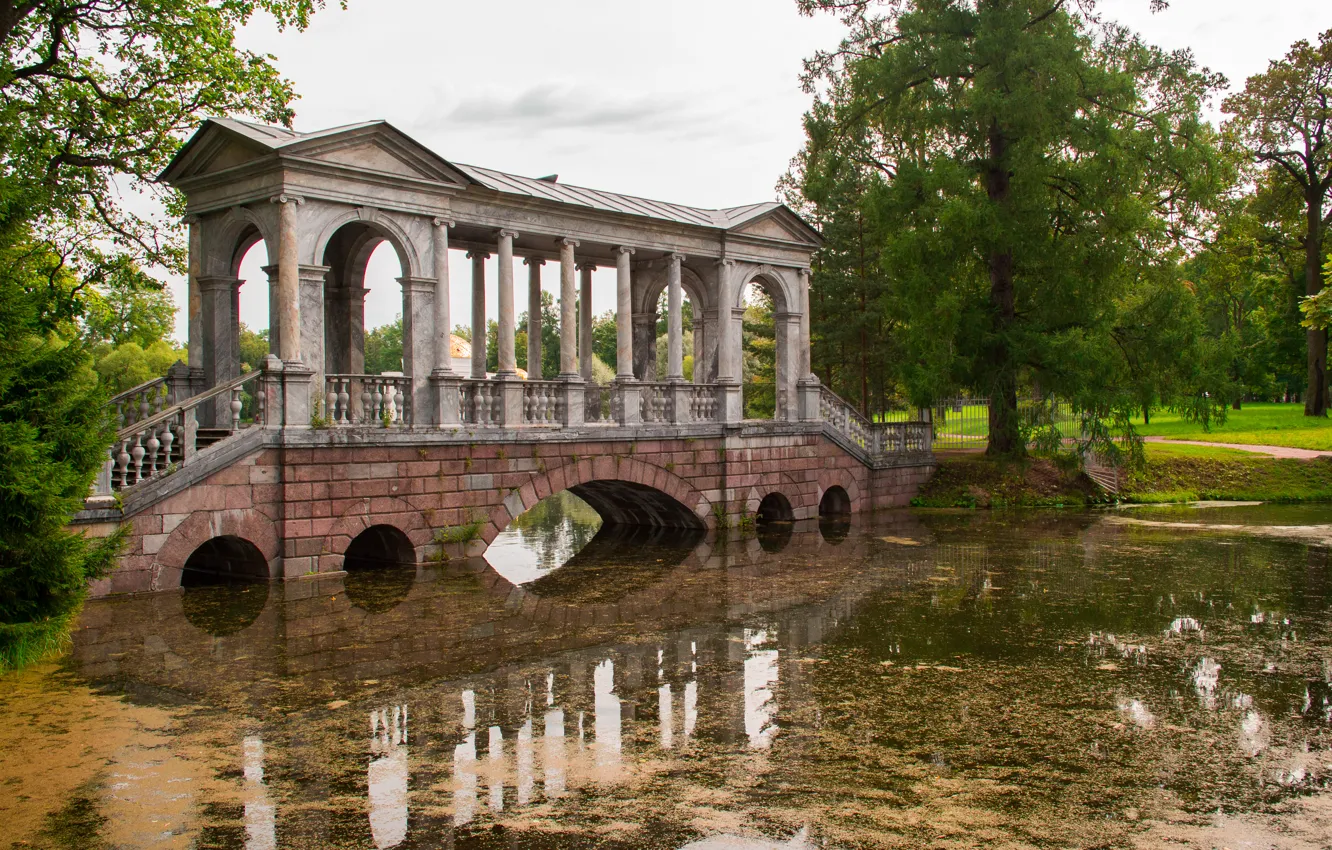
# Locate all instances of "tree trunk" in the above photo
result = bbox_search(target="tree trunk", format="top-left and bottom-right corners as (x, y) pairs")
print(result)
(1143, 406), (1150, 425)
(1233, 397), (1242, 411)
(1305, 191), (1328, 417)
(984, 121), (1021, 456)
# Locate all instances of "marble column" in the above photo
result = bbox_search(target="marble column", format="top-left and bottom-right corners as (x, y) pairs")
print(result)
(400, 275), (435, 424)
(796, 266), (821, 422)
(578, 263), (595, 381)
(432, 220), (455, 375)
(559, 240), (580, 378)
(525, 257), (544, 379)
(666, 254), (685, 381)
(468, 251), (488, 379)
(264, 264), (281, 358)
(496, 230), (519, 378)
(714, 259), (742, 422)
(693, 314), (706, 385)
(615, 247), (635, 381)
(272, 194), (303, 363)
(298, 264), (328, 392)
(199, 275), (240, 426)
(798, 268), (813, 379)
(186, 217), (203, 371)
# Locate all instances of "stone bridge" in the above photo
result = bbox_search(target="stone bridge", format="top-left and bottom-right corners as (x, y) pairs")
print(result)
(73, 118), (935, 595)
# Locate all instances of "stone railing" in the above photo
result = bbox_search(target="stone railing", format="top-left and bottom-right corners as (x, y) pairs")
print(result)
(460, 380), (502, 426)
(638, 382), (674, 423)
(819, 387), (874, 451)
(94, 371), (263, 497)
(522, 381), (565, 425)
(584, 384), (617, 425)
(685, 385), (720, 423)
(109, 377), (171, 429)
(819, 387), (933, 466)
(324, 375), (411, 426)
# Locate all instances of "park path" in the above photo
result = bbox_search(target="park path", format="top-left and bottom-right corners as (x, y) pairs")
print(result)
(1143, 436), (1332, 460)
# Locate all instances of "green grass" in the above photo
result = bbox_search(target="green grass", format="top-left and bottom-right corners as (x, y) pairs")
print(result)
(1144, 443), (1257, 461)
(1135, 403), (1332, 451)
(1121, 454), (1332, 503)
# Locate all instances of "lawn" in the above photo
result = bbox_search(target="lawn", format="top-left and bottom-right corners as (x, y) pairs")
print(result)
(1133, 403), (1332, 451)
(1143, 442), (1256, 461)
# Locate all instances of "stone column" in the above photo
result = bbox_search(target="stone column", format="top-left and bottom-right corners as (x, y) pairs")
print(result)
(525, 257), (544, 379)
(666, 254), (686, 381)
(432, 220), (455, 374)
(714, 259), (742, 422)
(431, 219), (462, 427)
(559, 241), (584, 426)
(186, 217), (203, 372)
(272, 194), (303, 363)
(615, 247), (635, 380)
(496, 230), (519, 378)
(264, 264), (281, 357)
(578, 263), (595, 381)
(559, 240), (580, 379)
(400, 275), (436, 425)
(231, 279), (242, 375)
(796, 267), (821, 421)
(199, 275), (240, 426)
(298, 265), (329, 398)
(632, 311), (657, 381)
(468, 251), (489, 379)
(773, 311), (795, 422)
(693, 313), (706, 385)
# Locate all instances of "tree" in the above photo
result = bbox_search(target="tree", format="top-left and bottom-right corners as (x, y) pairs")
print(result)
(95, 340), (184, 393)
(591, 312), (618, 376)
(364, 317), (403, 375)
(793, 0), (1225, 456)
(1226, 30), (1332, 415)
(239, 325), (270, 373)
(0, 0), (340, 670)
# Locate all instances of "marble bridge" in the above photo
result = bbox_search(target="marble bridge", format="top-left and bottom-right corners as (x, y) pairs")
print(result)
(73, 118), (935, 595)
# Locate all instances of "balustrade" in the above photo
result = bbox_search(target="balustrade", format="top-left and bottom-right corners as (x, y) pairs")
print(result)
(584, 385), (615, 425)
(95, 371), (263, 498)
(818, 387), (932, 465)
(638, 383), (674, 424)
(522, 381), (564, 426)
(324, 375), (411, 426)
(685, 386), (719, 423)
(460, 380), (502, 426)
(109, 378), (171, 429)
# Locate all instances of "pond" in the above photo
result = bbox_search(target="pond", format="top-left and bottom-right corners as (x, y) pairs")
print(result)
(1, 503), (1330, 848)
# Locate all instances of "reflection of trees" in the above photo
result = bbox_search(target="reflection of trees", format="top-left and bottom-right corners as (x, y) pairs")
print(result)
(508, 491), (603, 573)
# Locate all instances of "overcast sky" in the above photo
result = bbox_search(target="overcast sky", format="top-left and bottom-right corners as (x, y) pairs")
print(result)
(204, 0), (1332, 340)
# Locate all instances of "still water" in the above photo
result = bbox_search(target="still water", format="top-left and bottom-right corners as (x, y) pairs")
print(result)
(2, 502), (1332, 848)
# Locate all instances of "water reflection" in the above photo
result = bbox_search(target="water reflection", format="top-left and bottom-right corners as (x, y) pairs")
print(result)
(15, 506), (1332, 847)
(485, 490), (602, 583)
(180, 581), (268, 636)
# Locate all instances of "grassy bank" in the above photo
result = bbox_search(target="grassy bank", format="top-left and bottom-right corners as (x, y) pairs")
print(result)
(1134, 403), (1332, 451)
(916, 447), (1332, 508)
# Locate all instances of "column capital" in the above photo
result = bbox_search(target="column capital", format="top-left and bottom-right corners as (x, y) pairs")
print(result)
(197, 274), (241, 293)
(667, 252), (687, 264)
(466, 250), (491, 260)
(433, 217), (456, 229)
(715, 257), (735, 267)
(497, 229), (520, 240)
(577, 262), (598, 272)
(182, 214), (201, 226)
(616, 245), (636, 256)
(558, 237), (580, 248)
(523, 256), (546, 266)
(269, 193), (305, 205)
(798, 266), (812, 278)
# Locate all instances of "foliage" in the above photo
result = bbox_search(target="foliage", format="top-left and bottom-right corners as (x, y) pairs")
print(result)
(239, 324), (270, 372)
(791, 0), (1228, 456)
(94, 339), (184, 393)
(81, 257), (176, 348)
(515, 290), (562, 379)
(0, 229), (123, 673)
(741, 285), (776, 419)
(911, 456), (1102, 509)
(364, 316), (403, 375)
(591, 311), (618, 374)
(1223, 29), (1332, 415)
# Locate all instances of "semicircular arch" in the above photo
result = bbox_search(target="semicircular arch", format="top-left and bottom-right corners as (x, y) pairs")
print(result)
(313, 207), (421, 278)
(319, 496), (434, 573)
(153, 508), (281, 590)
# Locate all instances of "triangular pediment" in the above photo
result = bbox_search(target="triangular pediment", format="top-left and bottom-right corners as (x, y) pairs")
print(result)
(727, 205), (823, 246)
(160, 119), (286, 183)
(280, 123), (475, 188)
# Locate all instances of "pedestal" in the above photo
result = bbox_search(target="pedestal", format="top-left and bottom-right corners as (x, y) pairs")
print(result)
(561, 379), (585, 427)
(798, 378), (822, 422)
(431, 371), (463, 427)
(281, 360), (315, 429)
(669, 380), (693, 424)
(718, 381), (743, 424)
(615, 380), (642, 426)
(498, 377), (524, 427)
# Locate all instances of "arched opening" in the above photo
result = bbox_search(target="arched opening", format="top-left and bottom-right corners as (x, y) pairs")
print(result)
(739, 274), (792, 421)
(234, 226), (273, 370)
(757, 493), (794, 525)
(182, 535), (270, 586)
(343, 525), (416, 614)
(484, 481), (706, 588)
(322, 222), (410, 379)
(180, 535), (270, 635)
(819, 486), (851, 518)
(637, 285), (701, 382)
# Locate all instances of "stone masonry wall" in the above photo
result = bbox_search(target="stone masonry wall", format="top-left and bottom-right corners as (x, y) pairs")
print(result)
(87, 431), (935, 597)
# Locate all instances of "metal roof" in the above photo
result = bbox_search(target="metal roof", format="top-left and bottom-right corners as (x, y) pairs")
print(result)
(171, 119), (814, 239)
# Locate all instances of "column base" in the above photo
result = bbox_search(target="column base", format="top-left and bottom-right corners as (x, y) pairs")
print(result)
(798, 377), (822, 422)
(431, 371), (463, 427)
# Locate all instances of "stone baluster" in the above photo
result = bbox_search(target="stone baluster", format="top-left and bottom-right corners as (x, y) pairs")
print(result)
(130, 435), (145, 485)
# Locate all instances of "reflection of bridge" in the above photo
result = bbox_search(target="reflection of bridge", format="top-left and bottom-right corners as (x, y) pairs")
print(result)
(73, 118), (934, 596)
(69, 517), (937, 845)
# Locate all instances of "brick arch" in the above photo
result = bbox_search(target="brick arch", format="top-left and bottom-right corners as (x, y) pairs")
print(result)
(153, 509), (281, 590)
(480, 455), (715, 546)
(816, 470), (863, 514)
(319, 496), (434, 573)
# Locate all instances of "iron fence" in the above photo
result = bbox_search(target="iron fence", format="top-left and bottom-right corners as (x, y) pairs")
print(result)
(881, 397), (1079, 450)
